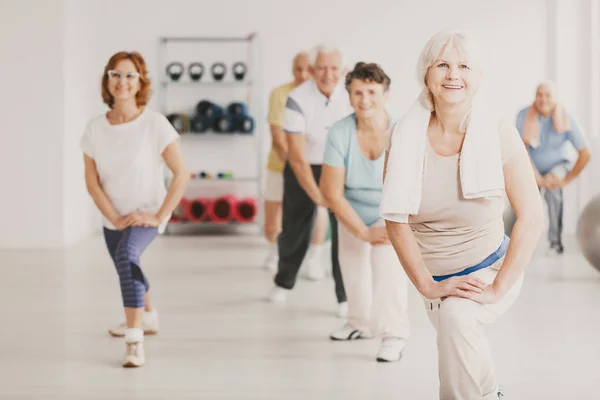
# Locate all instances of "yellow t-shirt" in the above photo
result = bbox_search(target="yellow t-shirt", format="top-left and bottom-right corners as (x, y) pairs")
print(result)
(266, 81), (299, 172)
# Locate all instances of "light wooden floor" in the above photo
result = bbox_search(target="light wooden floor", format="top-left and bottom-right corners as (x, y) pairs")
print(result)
(0, 234), (598, 399)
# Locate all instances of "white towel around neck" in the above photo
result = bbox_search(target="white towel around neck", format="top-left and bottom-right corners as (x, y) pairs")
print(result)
(380, 99), (505, 223)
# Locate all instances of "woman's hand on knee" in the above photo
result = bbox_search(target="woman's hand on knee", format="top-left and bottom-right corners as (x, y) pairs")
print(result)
(113, 216), (132, 231)
(124, 212), (160, 228)
(422, 276), (486, 300)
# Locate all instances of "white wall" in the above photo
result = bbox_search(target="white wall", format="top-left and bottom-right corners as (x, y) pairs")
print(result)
(70, 0), (548, 123)
(0, 0), (556, 248)
(0, 0), (66, 248)
(63, 0), (102, 246)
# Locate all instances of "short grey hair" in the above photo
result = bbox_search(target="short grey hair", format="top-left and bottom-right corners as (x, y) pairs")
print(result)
(416, 29), (482, 112)
(536, 80), (557, 94)
(309, 44), (346, 68)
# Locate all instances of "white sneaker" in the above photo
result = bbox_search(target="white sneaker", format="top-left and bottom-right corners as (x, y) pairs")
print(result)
(267, 286), (289, 304)
(483, 385), (505, 399)
(330, 323), (371, 341)
(108, 311), (159, 337)
(376, 337), (405, 362)
(336, 301), (348, 319)
(264, 244), (278, 272)
(122, 341), (145, 368)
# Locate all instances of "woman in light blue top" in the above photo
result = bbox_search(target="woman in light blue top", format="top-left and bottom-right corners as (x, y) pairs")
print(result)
(320, 62), (410, 363)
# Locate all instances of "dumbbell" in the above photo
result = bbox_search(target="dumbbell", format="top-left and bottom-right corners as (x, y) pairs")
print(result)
(166, 62), (184, 81)
(217, 171), (233, 179)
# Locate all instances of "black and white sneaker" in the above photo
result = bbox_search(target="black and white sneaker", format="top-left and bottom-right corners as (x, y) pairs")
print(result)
(547, 242), (564, 256)
(376, 337), (405, 362)
(329, 324), (371, 341)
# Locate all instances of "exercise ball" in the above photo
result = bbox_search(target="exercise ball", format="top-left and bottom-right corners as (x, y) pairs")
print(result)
(503, 198), (516, 237)
(576, 195), (600, 272)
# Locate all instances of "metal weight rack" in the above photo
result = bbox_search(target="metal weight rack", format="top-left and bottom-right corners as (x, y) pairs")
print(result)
(158, 34), (263, 234)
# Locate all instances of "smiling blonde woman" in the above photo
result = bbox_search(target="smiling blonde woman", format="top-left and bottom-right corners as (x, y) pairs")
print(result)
(381, 30), (544, 399)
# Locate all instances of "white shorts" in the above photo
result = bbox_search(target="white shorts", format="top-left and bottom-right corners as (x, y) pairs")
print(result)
(264, 170), (283, 202)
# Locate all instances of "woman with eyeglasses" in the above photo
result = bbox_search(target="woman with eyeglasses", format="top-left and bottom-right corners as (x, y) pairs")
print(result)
(81, 51), (190, 367)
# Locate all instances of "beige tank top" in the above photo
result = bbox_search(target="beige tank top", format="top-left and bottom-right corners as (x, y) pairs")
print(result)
(408, 121), (524, 277)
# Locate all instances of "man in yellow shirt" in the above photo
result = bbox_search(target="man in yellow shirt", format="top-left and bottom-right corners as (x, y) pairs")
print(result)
(263, 52), (329, 280)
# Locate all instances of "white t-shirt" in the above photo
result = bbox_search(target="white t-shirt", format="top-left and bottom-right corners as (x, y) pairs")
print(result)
(283, 80), (353, 164)
(80, 108), (179, 232)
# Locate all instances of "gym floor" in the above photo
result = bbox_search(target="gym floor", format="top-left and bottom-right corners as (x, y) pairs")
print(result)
(0, 234), (597, 399)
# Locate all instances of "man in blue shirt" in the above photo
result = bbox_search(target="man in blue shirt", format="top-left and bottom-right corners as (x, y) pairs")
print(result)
(516, 81), (591, 254)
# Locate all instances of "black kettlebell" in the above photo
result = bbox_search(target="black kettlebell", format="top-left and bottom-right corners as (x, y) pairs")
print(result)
(188, 62), (205, 81)
(211, 62), (227, 81)
(232, 62), (247, 81)
(166, 62), (184, 81)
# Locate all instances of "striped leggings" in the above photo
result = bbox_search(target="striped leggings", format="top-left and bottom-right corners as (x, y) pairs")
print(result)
(103, 227), (158, 308)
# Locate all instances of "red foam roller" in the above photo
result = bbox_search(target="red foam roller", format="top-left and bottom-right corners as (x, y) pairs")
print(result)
(171, 199), (189, 222)
(235, 197), (258, 223)
(208, 195), (238, 223)
(184, 198), (211, 222)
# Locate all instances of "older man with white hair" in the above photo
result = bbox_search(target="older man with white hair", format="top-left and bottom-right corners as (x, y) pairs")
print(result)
(268, 45), (352, 316)
(516, 81), (591, 254)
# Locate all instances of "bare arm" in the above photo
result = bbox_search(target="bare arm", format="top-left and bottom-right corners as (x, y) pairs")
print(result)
(287, 133), (325, 205)
(320, 164), (370, 240)
(270, 124), (288, 162)
(563, 148), (591, 186)
(83, 154), (123, 226)
(491, 146), (545, 296)
(155, 141), (191, 223)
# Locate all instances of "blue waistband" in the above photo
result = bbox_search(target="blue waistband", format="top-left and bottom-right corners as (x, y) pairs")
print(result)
(432, 235), (510, 282)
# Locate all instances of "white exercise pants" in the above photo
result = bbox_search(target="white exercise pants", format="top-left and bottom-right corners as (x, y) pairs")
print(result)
(423, 258), (523, 400)
(338, 221), (410, 338)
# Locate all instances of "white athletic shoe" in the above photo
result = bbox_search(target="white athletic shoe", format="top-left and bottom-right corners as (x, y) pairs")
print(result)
(108, 311), (159, 337)
(122, 341), (145, 368)
(336, 301), (348, 319)
(376, 337), (405, 362)
(264, 244), (278, 272)
(329, 323), (371, 341)
(267, 286), (289, 304)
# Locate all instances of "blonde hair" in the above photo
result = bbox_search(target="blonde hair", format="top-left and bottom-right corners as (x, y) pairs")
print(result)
(416, 29), (482, 117)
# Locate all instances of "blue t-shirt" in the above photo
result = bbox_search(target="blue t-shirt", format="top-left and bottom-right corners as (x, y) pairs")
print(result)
(515, 107), (587, 175)
(323, 114), (391, 227)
